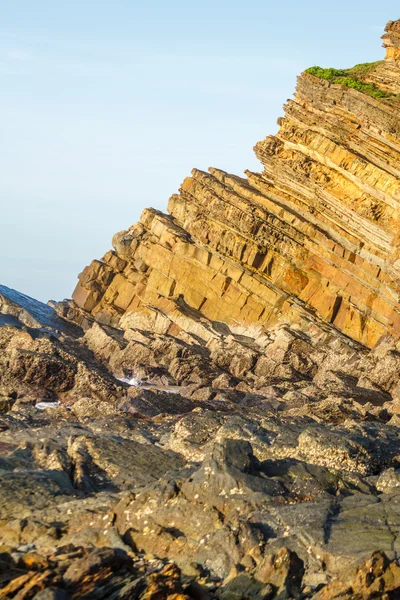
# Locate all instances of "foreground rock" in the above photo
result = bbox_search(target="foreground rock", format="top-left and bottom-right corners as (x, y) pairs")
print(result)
(2, 356), (400, 597)
(0, 546), (194, 599)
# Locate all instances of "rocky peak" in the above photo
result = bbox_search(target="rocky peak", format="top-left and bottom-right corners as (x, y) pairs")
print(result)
(383, 18), (400, 60)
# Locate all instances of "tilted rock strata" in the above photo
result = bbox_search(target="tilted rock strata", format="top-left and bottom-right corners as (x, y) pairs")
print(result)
(70, 21), (400, 349)
(5, 19), (400, 600)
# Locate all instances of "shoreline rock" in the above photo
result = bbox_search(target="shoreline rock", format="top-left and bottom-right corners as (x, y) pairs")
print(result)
(3, 19), (400, 599)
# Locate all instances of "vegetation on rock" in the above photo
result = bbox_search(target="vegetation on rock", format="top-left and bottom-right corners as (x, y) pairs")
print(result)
(305, 62), (393, 98)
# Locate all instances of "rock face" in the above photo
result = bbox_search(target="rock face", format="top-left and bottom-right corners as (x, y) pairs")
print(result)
(4, 19), (400, 600)
(383, 19), (400, 62)
(0, 285), (126, 413)
(68, 22), (400, 350)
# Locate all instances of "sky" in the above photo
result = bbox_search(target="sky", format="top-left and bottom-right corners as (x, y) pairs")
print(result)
(1, 1), (398, 302)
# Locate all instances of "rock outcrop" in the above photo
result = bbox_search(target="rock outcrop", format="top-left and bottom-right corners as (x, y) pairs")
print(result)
(68, 21), (400, 350)
(4, 19), (400, 600)
(4, 249), (400, 597)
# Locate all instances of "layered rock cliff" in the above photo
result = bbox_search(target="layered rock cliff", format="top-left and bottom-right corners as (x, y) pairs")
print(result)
(68, 20), (400, 350)
(4, 20), (400, 600)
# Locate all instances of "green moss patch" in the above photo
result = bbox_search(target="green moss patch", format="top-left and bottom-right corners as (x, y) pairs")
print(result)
(305, 62), (392, 99)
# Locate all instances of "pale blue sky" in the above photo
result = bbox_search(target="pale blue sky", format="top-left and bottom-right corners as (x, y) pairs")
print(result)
(1, 1), (398, 301)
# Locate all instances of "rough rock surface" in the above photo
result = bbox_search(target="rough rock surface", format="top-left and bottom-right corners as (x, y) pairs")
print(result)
(3, 19), (400, 600)
(2, 283), (400, 596)
(67, 21), (400, 350)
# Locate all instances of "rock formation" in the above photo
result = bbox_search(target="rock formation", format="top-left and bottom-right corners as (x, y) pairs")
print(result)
(3, 19), (400, 600)
(68, 20), (400, 350)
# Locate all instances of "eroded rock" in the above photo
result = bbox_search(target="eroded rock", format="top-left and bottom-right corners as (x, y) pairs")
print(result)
(4, 18), (400, 599)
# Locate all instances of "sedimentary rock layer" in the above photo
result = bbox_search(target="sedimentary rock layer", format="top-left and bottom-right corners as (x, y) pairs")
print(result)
(69, 21), (400, 349)
(5, 20), (400, 600)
